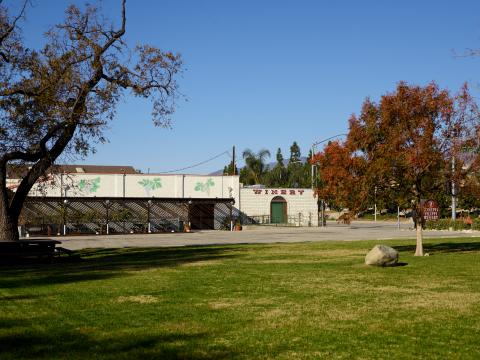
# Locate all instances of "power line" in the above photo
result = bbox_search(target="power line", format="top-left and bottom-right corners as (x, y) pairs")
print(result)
(158, 150), (230, 174)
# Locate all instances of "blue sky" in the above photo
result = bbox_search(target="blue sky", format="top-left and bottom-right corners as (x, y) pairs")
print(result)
(17, 0), (480, 173)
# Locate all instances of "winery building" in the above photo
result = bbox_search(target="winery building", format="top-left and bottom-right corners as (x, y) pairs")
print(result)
(9, 165), (318, 233)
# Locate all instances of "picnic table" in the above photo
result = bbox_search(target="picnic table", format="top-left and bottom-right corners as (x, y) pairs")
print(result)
(0, 239), (63, 262)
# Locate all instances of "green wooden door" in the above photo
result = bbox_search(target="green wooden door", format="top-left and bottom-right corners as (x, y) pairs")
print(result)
(271, 202), (286, 224)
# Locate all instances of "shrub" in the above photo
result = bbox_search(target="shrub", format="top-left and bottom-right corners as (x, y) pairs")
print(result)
(424, 219), (473, 230)
(472, 218), (480, 231)
(220, 216), (233, 230)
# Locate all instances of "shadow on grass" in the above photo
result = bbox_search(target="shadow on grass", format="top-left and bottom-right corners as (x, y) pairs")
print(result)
(389, 262), (409, 267)
(0, 318), (32, 330)
(0, 327), (232, 359)
(0, 294), (40, 301)
(394, 241), (480, 254)
(0, 246), (241, 289)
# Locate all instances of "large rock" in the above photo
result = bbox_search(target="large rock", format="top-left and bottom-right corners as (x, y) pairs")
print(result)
(365, 245), (399, 266)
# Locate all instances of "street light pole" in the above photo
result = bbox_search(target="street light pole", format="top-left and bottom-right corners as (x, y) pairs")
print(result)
(311, 145), (315, 190)
(397, 206), (400, 230)
(147, 199), (152, 233)
(63, 199), (68, 236)
(311, 133), (348, 227)
(451, 156), (456, 221)
(105, 200), (110, 235)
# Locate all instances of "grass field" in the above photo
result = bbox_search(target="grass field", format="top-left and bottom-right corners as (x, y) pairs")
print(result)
(1, 238), (480, 359)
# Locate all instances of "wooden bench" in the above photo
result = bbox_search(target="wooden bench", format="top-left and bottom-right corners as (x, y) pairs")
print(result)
(0, 239), (62, 262)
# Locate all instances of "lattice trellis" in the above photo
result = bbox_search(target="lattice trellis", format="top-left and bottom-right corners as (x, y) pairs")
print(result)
(21, 197), (234, 235)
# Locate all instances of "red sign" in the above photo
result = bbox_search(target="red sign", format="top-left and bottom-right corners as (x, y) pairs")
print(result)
(253, 189), (305, 196)
(423, 200), (439, 221)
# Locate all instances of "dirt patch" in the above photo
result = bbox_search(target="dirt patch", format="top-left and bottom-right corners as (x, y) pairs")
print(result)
(257, 248), (365, 258)
(117, 295), (159, 304)
(400, 291), (480, 312)
(208, 301), (238, 309)
(259, 308), (289, 319)
(311, 249), (366, 257)
(247, 249), (366, 265)
(256, 305), (302, 328)
(324, 307), (363, 321)
(258, 259), (316, 264)
(208, 298), (274, 310)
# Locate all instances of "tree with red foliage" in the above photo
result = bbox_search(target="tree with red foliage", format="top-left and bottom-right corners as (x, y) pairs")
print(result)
(311, 140), (367, 212)
(313, 82), (480, 256)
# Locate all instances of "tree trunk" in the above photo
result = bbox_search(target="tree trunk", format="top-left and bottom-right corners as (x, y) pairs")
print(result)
(0, 198), (19, 241)
(414, 204), (424, 256)
(414, 222), (424, 256)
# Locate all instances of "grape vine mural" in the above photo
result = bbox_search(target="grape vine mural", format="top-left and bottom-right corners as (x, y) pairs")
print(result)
(138, 178), (162, 196)
(78, 177), (101, 194)
(194, 178), (215, 195)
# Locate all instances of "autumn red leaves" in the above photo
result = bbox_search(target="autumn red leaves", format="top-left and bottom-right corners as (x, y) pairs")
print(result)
(311, 82), (479, 225)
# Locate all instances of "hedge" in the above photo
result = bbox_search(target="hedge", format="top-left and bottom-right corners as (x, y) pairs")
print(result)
(424, 218), (480, 230)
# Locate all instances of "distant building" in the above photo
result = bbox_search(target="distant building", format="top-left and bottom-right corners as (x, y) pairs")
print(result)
(239, 187), (317, 226)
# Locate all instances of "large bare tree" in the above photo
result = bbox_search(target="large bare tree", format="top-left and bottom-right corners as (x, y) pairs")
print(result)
(0, 0), (182, 240)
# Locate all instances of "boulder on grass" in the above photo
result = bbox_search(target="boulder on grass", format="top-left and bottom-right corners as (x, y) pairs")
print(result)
(365, 245), (399, 267)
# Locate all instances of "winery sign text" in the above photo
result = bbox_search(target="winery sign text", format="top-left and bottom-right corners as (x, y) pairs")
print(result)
(253, 189), (305, 195)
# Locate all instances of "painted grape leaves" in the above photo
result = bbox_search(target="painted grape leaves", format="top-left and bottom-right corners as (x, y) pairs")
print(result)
(194, 178), (215, 195)
(78, 177), (101, 194)
(138, 178), (162, 196)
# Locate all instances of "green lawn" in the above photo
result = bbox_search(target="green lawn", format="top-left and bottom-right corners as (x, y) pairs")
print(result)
(1, 238), (480, 359)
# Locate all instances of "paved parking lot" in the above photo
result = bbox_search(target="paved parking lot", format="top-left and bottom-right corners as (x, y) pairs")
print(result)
(44, 221), (480, 250)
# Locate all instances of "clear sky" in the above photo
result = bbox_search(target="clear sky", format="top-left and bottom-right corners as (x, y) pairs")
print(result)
(16, 0), (480, 173)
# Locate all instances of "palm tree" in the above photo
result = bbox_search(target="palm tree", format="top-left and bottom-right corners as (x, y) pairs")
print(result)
(242, 148), (271, 184)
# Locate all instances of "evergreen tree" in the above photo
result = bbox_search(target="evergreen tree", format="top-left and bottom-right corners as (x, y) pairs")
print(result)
(287, 142), (302, 187)
(289, 142), (301, 163)
(223, 161), (238, 176)
(265, 148), (287, 187)
(302, 148), (314, 188)
(276, 148), (284, 167)
(239, 166), (251, 185)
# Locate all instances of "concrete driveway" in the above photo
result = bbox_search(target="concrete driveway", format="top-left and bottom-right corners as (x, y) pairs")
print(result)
(42, 221), (480, 250)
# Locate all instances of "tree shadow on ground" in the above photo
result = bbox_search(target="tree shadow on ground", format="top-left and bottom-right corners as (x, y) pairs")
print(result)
(389, 262), (409, 267)
(393, 241), (480, 254)
(0, 324), (233, 360)
(0, 246), (242, 289)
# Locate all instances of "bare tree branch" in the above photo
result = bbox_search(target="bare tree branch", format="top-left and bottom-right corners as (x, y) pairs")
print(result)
(0, 0), (27, 45)
(0, 0), (182, 239)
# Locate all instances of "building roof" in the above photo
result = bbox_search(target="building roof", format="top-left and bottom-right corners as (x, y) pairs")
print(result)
(7, 164), (138, 179)
(55, 165), (138, 174)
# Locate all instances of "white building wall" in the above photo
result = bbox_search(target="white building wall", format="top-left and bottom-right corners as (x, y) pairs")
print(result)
(239, 188), (318, 226)
(124, 174), (179, 198)
(21, 173), (319, 227)
(24, 173), (240, 205)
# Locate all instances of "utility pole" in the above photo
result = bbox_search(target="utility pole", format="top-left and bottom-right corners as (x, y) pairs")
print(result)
(232, 146), (236, 175)
(311, 133), (348, 227)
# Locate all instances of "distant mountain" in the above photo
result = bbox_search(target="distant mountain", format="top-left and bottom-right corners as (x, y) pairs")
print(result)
(209, 169), (225, 176)
(266, 156), (308, 169)
(209, 156), (308, 176)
